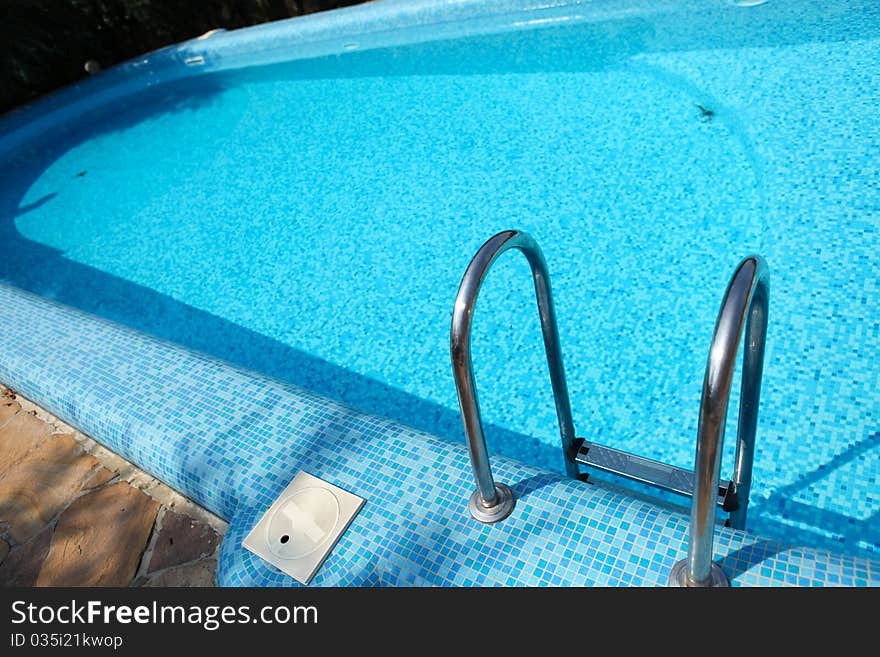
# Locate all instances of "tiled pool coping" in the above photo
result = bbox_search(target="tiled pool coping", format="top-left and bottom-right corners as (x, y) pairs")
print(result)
(1, 283), (876, 586)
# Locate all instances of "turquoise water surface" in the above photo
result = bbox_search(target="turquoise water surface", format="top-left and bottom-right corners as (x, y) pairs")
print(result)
(2, 2), (879, 555)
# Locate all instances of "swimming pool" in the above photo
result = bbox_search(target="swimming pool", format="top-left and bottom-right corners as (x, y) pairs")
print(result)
(1, 0), (879, 575)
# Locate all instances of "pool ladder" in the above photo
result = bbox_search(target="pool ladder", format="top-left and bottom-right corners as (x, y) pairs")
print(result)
(450, 230), (769, 587)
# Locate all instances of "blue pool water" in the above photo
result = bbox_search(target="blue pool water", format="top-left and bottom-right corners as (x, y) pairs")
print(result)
(1, 0), (879, 557)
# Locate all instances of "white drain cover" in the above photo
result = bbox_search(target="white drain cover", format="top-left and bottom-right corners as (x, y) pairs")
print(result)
(267, 487), (340, 560)
(243, 471), (365, 584)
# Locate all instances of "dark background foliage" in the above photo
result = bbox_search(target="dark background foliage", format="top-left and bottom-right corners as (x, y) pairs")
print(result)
(0, 0), (367, 116)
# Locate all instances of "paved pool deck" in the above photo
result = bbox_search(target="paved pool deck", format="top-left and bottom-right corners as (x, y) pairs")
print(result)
(0, 386), (225, 587)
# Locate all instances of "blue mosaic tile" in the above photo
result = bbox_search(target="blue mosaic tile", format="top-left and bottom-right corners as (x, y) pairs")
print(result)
(0, 283), (876, 586)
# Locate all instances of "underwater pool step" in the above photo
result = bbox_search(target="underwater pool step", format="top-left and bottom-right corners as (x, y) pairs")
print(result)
(571, 439), (736, 511)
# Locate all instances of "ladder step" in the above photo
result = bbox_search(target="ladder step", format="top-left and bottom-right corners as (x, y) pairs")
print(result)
(574, 441), (732, 507)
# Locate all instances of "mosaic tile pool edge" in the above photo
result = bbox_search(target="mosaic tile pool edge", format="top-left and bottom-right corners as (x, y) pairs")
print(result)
(0, 283), (876, 586)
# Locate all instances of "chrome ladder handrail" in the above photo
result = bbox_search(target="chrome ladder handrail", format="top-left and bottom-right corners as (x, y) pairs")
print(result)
(450, 230), (580, 523)
(669, 255), (769, 587)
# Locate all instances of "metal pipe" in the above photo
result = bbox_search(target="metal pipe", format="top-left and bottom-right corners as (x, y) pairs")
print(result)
(728, 274), (769, 530)
(451, 230), (579, 523)
(670, 256), (769, 587)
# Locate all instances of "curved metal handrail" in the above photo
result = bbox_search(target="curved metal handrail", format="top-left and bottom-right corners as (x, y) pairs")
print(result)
(451, 230), (579, 523)
(670, 256), (769, 587)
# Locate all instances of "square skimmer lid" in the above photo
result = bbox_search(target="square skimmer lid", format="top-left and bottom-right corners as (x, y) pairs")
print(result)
(243, 471), (365, 584)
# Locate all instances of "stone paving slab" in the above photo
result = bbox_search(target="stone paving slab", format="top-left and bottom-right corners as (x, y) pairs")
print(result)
(0, 399), (20, 427)
(0, 411), (50, 478)
(0, 387), (227, 587)
(0, 433), (100, 543)
(148, 508), (220, 574)
(37, 482), (160, 586)
(84, 466), (118, 490)
(0, 525), (53, 587)
(143, 559), (218, 587)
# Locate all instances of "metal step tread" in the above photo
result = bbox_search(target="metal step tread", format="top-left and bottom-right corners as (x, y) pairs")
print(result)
(574, 440), (732, 508)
